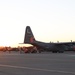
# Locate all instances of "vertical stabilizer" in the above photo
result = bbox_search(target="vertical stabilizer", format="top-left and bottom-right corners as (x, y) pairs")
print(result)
(24, 26), (35, 44)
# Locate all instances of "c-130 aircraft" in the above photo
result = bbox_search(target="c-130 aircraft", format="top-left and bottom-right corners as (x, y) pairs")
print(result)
(23, 26), (75, 53)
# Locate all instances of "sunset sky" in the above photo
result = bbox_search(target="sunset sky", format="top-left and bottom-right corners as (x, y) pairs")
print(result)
(0, 0), (75, 47)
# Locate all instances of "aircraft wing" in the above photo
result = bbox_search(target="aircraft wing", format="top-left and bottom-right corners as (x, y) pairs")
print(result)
(55, 42), (75, 46)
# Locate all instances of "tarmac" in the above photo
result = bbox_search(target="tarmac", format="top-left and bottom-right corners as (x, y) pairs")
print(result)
(0, 51), (75, 75)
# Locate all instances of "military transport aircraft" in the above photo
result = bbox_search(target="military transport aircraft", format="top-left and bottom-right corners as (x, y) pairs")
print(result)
(23, 26), (75, 53)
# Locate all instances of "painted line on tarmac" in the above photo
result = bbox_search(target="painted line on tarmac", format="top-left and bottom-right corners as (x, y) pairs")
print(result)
(70, 55), (75, 56)
(0, 64), (75, 74)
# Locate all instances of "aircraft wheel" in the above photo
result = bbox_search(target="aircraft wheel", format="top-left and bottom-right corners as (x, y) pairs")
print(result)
(52, 51), (57, 53)
(58, 51), (64, 53)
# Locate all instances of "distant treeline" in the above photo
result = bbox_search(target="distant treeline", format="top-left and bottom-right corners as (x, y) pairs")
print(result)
(0, 46), (41, 53)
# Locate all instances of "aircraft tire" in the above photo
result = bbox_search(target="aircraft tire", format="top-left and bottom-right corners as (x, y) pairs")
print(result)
(58, 51), (64, 53)
(52, 51), (57, 53)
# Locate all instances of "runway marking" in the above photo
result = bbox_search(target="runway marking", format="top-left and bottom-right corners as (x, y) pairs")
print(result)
(0, 64), (75, 74)
(70, 55), (75, 56)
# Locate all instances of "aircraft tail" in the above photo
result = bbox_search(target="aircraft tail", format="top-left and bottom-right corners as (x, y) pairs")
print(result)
(24, 26), (35, 44)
